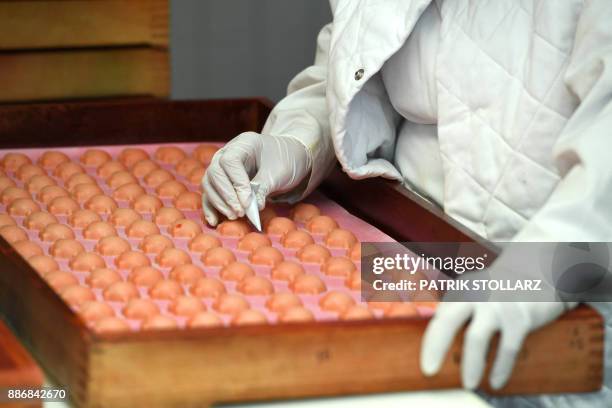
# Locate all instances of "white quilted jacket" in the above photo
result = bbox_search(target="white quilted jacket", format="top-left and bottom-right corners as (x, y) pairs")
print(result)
(262, 0), (612, 244)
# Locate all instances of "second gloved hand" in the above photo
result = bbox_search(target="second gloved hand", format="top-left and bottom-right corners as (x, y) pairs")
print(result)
(420, 301), (576, 390)
(202, 132), (311, 226)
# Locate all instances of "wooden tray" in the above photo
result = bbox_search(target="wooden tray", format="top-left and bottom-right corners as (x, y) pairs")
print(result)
(0, 99), (604, 407)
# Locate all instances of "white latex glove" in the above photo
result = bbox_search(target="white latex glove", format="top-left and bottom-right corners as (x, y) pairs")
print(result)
(420, 301), (577, 390)
(202, 131), (311, 225)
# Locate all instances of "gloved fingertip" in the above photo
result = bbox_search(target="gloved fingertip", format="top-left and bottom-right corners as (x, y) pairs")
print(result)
(419, 350), (442, 377)
(489, 369), (510, 390)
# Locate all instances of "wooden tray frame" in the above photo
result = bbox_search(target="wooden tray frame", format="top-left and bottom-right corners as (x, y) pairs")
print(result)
(0, 99), (604, 407)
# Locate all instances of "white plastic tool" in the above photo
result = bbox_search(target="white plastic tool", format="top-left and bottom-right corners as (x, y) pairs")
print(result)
(245, 182), (262, 232)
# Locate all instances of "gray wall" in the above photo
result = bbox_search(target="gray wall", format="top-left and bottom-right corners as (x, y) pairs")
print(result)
(170, 0), (331, 102)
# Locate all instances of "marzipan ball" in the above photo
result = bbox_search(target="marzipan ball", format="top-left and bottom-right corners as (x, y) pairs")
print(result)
(140, 234), (174, 255)
(54, 162), (85, 182)
(169, 218), (202, 239)
(45, 271), (78, 292)
(72, 183), (103, 204)
(280, 230), (314, 249)
(112, 182), (145, 202)
(85, 195), (118, 215)
(190, 277), (226, 298)
(3, 153), (32, 171)
(306, 215), (339, 235)
(131, 159), (159, 178)
(384, 303), (419, 318)
(173, 191), (201, 211)
(319, 291), (356, 313)
(28, 255), (59, 275)
(237, 232), (272, 253)
(201, 247), (235, 267)
(296, 244), (331, 264)
(188, 234), (221, 253)
(83, 221), (117, 240)
(169, 264), (204, 285)
(115, 250), (151, 270)
(69, 252), (106, 272)
(321, 257), (356, 278)
(66, 173), (96, 192)
(119, 148), (149, 168)
(16, 163), (44, 183)
(220, 262), (254, 281)
(96, 236), (131, 257)
(8, 198), (40, 219)
(192, 144), (219, 164)
(109, 208), (141, 228)
(26, 175), (54, 195)
(149, 279), (184, 300)
(249, 246), (284, 267)
(156, 247), (192, 268)
(68, 209), (101, 229)
(144, 169), (174, 188)
(345, 270), (361, 291)
(37, 151), (68, 170)
(1, 225), (28, 243)
(142, 315), (178, 330)
(126, 219), (160, 239)
(232, 309), (268, 325)
(169, 296), (205, 317)
(265, 217), (296, 236)
(80, 149), (111, 168)
(103, 281), (139, 302)
(2, 187), (30, 205)
(279, 306), (315, 323)
(155, 180), (187, 199)
(213, 293), (250, 315)
(61, 285), (96, 307)
(347, 243), (361, 262)
(271, 261), (305, 282)
(129, 266), (163, 287)
(175, 157), (202, 177)
(79, 301), (115, 322)
(265, 292), (302, 313)
(154, 146), (186, 165)
(0, 214), (15, 228)
(13, 240), (43, 258)
(188, 311), (223, 328)
(50, 239), (85, 260)
(107, 171), (137, 189)
(132, 194), (163, 214)
(187, 167), (206, 185)
(97, 161), (126, 180)
(87, 268), (122, 289)
(47, 196), (79, 216)
(24, 211), (58, 231)
(154, 207), (184, 226)
(236, 276), (274, 296)
(341, 305), (374, 320)
(289, 274), (327, 295)
(39, 223), (74, 242)
(0, 176), (16, 193)
(217, 220), (251, 238)
(123, 298), (160, 320)
(290, 203), (321, 223)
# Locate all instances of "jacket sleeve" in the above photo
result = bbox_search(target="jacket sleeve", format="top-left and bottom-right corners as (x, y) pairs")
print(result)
(261, 22), (337, 201)
(513, 0), (612, 242)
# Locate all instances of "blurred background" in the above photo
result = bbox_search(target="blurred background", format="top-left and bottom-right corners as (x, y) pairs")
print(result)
(171, 0), (331, 102)
(0, 0), (330, 104)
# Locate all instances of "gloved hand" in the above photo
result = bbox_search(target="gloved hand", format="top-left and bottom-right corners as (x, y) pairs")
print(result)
(202, 131), (311, 226)
(420, 301), (577, 390)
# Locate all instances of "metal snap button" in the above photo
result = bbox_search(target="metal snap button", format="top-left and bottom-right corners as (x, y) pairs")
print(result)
(354, 69), (365, 81)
